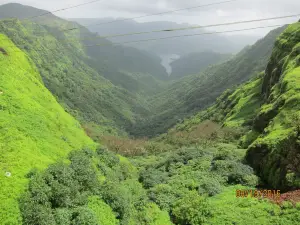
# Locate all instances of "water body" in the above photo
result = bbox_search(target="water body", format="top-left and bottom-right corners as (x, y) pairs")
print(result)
(160, 54), (180, 76)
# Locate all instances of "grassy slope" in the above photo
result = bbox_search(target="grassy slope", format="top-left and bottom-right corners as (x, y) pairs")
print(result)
(246, 22), (300, 189)
(130, 26), (286, 137)
(0, 34), (94, 224)
(175, 22), (300, 190)
(0, 3), (169, 136)
(0, 19), (152, 136)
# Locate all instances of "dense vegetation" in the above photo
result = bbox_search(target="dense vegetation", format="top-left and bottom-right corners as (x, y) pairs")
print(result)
(19, 123), (300, 225)
(175, 22), (300, 190)
(130, 26), (286, 137)
(20, 149), (171, 225)
(0, 3), (169, 136)
(1, 3), (300, 225)
(0, 34), (94, 224)
(0, 4), (287, 138)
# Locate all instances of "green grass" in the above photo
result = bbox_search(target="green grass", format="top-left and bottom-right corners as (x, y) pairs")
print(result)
(0, 34), (95, 224)
(223, 76), (263, 127)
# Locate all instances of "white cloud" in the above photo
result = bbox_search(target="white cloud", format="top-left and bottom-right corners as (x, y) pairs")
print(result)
(1, 0), (299, 36)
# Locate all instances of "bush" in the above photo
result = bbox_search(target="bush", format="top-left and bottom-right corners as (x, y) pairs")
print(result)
(20, 150), (101, 224)
(148, 184), (178, 212)
(71, 207), (98, 225)
(53, 208), (71, 225)
(172, 191), (212, 225)
(198, 179), (222, 196)
(100, 182), (131, 220)
(88, 196), (119, 225)
(139, 167), (168, 188)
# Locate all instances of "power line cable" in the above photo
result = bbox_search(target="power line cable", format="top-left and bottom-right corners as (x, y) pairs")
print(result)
(0, 0), (243, 43)
(62, 0), (240, 32)
(24, 0), (104, 21)
(8, 24), (287, 53)
(83, 24), (285, 47)
(4, 13), (296, 43)
(2, 13), (297, 46)
(2, 13), (295, 49)
(79, 14), (300, 40)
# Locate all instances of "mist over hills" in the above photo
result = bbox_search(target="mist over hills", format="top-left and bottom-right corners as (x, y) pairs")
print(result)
(130, 26), (286, 136)
(170, 51), (232, 79)
(71, 18), (260, 56)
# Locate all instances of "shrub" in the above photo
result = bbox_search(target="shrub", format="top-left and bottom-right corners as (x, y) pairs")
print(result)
(88, 196), (119, 225)
(71, 207), (98, 225)
(148, 184), (178, 212)
(100, 182), (131, 220)
(198, 179), (222, 196)
(172, 191), (212, 225)
(139, 167), (168, 188)
(53, 208), (72, 225)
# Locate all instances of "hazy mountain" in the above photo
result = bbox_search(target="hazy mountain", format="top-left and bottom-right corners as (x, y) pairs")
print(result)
(71, 18), (260, 56)
(130, 25), (287, 136)
(170, 51), (232, 79)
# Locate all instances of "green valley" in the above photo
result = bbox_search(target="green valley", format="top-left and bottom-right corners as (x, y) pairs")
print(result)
(130, 26), (286, 137)
(0, 2), (300, 225)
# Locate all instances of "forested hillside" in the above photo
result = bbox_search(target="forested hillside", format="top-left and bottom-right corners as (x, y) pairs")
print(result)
(0, 3), (171, 136)
(130, 26), (286, 137)
(174, 22), (300, 190)
(0, 35), (172, 225)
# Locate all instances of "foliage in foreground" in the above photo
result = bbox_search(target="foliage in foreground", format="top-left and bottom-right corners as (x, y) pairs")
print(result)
(0, 34), (94, 224)
(132, 144), (300, 225)
(20, 149), (171, 225)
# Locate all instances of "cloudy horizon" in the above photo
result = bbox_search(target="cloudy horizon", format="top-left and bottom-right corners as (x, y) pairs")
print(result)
(1, 0), (299, 37)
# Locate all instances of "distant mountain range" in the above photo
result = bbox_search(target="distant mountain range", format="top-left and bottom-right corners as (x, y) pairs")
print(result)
(71, 18), (260, 56)
(170, 51), (232, 79)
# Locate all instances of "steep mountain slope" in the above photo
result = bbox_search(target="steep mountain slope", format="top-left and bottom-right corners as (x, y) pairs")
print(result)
(0, 2), (54, 20)
(175, 22), (300, 190)
(247, 22), (300, 190)
(0, 3), (170, 135)
(72, 18), (258, 56)
(130, 26), (286, 137)
(0, 34), (94, 224)
(0, 3), (169, 83)
(170, 51), (232, 79)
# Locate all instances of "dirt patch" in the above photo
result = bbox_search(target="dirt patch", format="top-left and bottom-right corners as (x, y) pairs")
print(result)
(269, 189), (300, 205)
(0, 47), (8, 55)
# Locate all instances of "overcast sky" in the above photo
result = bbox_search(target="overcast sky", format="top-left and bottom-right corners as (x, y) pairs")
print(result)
(1, 0), (300, 36)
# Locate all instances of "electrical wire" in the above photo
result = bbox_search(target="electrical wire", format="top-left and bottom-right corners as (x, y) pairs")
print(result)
(2, 13), (298, 44)
(24, 0), (104, 21)
(8, 24), (286, 53)
(83, 24), (284, 47)
(79, 14), (300, 40)
(62, 0), (240, 32)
